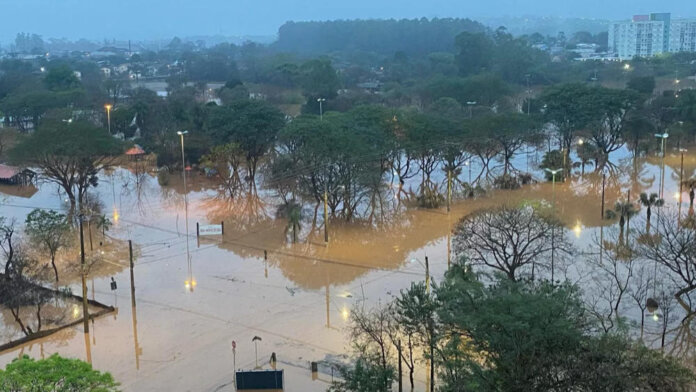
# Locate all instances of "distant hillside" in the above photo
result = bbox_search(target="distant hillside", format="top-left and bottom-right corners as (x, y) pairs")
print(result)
(478, 16), (609, 37)
(273, 18), (487, 55)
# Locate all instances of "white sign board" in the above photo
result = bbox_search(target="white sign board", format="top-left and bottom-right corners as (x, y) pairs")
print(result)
(199, 224), (223, 236)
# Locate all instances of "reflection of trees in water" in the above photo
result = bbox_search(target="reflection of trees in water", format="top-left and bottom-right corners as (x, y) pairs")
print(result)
(201, 187), (443, 289)
(119, 163), (157, 217)
(0, 279), (74, 341)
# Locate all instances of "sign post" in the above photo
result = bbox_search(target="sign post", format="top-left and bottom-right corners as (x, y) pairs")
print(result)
(197, 223), (223, 237)
(232, 340), (237, 386)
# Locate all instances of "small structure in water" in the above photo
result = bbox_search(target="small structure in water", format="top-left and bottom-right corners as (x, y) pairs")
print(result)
(0, 164), (35, 186)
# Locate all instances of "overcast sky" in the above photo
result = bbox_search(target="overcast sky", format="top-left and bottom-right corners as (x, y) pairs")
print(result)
(1, 0), (694, 43)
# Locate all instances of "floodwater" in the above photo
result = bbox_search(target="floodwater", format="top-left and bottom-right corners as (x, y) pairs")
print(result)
(1, 145), (696, 391)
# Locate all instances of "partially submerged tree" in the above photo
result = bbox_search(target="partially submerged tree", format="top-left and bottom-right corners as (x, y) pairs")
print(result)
(639, 210), (696, 316)
(453, 205), (572, 281)
(9, 119), (122, 210)
(605, 200), (639, 244)
(25, 208), (72, 282)
(0, 217), (17, 279)
(639, 192), (664, 232)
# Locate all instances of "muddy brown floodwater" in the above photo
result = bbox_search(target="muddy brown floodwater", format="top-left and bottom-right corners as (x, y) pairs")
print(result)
(1, 146), (696, 391)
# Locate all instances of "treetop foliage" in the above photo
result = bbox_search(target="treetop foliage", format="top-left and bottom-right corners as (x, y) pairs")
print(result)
(0, 354), (120, 392)
(275, 18), (487, 55)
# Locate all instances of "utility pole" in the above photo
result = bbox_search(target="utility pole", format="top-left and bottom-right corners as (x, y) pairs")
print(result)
(425, 256), (430, 294)
(129, 240), (135, 308)
(324, 183), (329, 243)
(446, 169), (451, 213)
(397, 340), (403, 392)
(79, 218), (89, 333)
(601, 173), (606, 220)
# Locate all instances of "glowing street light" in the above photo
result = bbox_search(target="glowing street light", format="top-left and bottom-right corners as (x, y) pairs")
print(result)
(177, 131), (192, 292)
(466, 101), (477, 119)
(623, 63), (631, 70)
(654, 133), (669, 158)
(104, 104), (113, 134)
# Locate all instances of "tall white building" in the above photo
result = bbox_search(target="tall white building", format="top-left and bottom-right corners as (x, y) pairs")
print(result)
(609, 13), (696, 59)
(670, 19), (696, 53)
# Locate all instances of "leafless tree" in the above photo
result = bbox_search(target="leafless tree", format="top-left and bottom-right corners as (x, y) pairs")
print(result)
(655, 283), (680, 351)
(349, 303), (394, 373)
(639, 209), (696, 316)
(453, 205), (573, 281)
(628, 264), (653, 339)
(588, 228), (637, 316)
(0, 217), (18, 279)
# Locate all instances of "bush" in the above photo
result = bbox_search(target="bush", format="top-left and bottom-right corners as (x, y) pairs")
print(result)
(157, 170), (170, 186)
(493, 173), (521, 190)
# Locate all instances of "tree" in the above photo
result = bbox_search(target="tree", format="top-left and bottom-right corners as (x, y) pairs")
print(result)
(0, 128), (19, 159)
(586, 87), (640, 158)
(435, 266), (695, 392)
(627, 76), (656, 95)
(200, 142), (245, 196)
(300, 58), (340, 113)
(0, 354), (119, 391)
(540, 83), (595, 155)
(96, 215), (112, 239)
(0, 217), (17, 279)
(25, 209), (71, 282)
(639, 210), (696, 315)
(453, 205), (572, 281)
(44, 65), (81, 91)
(682, 178), (696, 210)
(605, 200), (639, 244)
(455, 32), (493, 76)
(472, 113), (540, 176)
(278, 201), (302, 243)
(206, 100), (285, 181)
(639, 192), (664, 232)
(328, 355), (394, 392)
(9, 120), (122, 210)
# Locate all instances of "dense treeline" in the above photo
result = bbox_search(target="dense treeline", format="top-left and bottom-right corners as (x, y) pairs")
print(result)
(274, 18), (487, 55)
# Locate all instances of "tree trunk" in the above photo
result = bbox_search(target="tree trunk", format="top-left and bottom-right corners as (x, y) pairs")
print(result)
(51, 254), (59, 282)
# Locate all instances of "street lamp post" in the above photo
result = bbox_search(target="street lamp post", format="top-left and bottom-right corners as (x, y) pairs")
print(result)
(545, 168), (562, 283)
(655, 133), (669, 199)
(317, 98), (326, 121)
(104, 104), (112, 135)
(177, 131), (192, 292)
(466, 101), (477, 119)
(79, 215), (90, 333)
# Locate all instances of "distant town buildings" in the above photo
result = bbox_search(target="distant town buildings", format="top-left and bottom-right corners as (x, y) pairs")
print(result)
(609, 13), (696, 59)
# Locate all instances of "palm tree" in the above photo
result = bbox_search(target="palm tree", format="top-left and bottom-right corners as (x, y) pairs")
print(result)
(96, 215), (112, 239)
(605, 200), (639, 243)
(639, 192), (664, 232)
(278, 201), (302, 243)
(682, 178), (696, 209)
